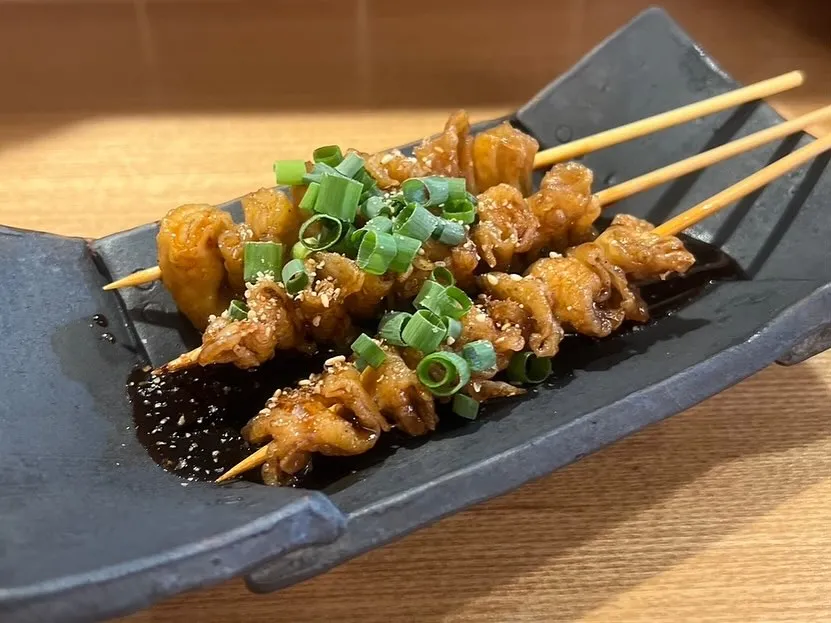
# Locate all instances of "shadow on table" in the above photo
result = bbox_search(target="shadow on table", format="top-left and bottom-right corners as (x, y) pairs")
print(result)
(126, 357), (831, 622)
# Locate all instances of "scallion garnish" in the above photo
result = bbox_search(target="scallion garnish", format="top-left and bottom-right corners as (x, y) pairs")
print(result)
(243, 241), (284, 283)
(355, 357), (369, 372)
(431, 266), (455, 287)
(351, 333), (386, 368)
(227, 299), (249, 321)
(442, 197), (476, 224)
(446, 317), (462, 340)
(447, 177), (467, 201)
(335, 152), (365, 178)
(394, 203), (438, 242)
(356, 230), (397, 275)
(302, 162), (340, 185)
(292, 240), (312, 261)
(389, 234), (421, 273)
(298, 214), (343, 252)
(414, 280), (445, 314)
(378, 312), (411, 346)
(402, 176), (460, 207)
(416, 351), (471, 396)
(273, 160), (307, 186)
(313, 145), (343, 167)
(363, 195), (390, 219)
(436, 285), (472, 320)
(402, 309), (447, 353)
(452, 393), (480, 420)
(331, 223), (357, 257)
(281, 259), (309, 295)
(461, 340), (496, 372)
(507, 351), (553, 385)
(315, 174), (362, 221)
(299, 181), (320, 214)
(434, 218), (466, 245)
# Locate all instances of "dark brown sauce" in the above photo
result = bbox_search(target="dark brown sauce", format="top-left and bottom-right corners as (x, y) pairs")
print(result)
(129, 234), (744, 488)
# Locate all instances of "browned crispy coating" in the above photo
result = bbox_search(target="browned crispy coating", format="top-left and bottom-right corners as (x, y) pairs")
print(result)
(413, 109), (476, 191)
(471, 184), (540, 271)
(217, 224), (252, 293)
(594, 213), (696, 280)
(157, 204), (235, 330)
(365, 150), (430, 190)
(477, 273), (564, 357)
(472, 121), (539, 196)
(197, 278), (308, 369)
(394, 238), (481, 303)
(527, 162), (600, 255)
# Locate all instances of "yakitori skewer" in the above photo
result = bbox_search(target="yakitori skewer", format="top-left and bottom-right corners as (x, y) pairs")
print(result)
(215, 132), (831, 483)
(102, 71), (806, 292)
(154, 114), (831, 376)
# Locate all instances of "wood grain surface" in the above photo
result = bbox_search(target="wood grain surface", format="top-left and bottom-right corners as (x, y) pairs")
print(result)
(2, 1), (830, 621)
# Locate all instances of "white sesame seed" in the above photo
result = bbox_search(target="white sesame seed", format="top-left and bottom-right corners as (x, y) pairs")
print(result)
(486, 274), (498, 285)
(177, 415), (186, 427)
(548, 251), (563, 258)
(380, 153), (394, 164)
(312, 316), (321, 327)
(509, 274), (522, 281)
(298, 379), (312, 386)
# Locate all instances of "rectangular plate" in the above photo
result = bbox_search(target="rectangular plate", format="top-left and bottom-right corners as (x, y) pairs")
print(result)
(1, 7), (829, 622)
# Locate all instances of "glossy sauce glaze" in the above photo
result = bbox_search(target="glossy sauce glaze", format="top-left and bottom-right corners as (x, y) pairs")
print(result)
(130, 234), (743, 487)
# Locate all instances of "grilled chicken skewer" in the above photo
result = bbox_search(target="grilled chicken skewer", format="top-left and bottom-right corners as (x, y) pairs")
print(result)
(102, 71), (808, 293)
(218, 132), (831, 484)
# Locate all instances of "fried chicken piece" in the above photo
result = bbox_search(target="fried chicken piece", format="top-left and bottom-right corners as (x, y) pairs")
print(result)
(594, 213), (695, 281)
(244, 386), (380, 486)
(471, 184), (540, 271)
(477, 273), (564, 358)
(217, 223), (253, 293)
(157, 204), (235, 330)
(466, 379), (525, 402)
(472, 121), (539, 196)
(527, 162), (601, 255)
(365, 149), (430, 190)
(361, 346), (439, 436)
(198, 277), (308, 368)
(526, 243), (647, 338)
(243, 187), (304, 245)
(458, 301), (526, 372)
(413, 109), (476, 191)
(393, 238), (480, 304)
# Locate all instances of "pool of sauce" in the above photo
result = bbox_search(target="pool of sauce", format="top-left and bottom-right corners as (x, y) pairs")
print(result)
(130, 234), (744, 488)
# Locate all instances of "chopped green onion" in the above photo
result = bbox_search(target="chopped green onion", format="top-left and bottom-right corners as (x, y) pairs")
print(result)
(281, 258), (309, 295)
(299, 181), (320, 214)
(243, 241), (284, 283)
(313, 145), (343, 167)
(461, 340), (496, 372)
(507, 351), (553, 385)
(434, 218), (466, 245)
(355, 357), (369, 372)
(414, 280), (446, 313)
(363, 195), (390, 219)
(416, 351), (471, 396)
(273, 159), (307, 186)
(355, 168), (379, 196)
(378, 312), (411, 346)
(452, 393), (480, 420)
(431, 266), (455, 287)
(291, 240), (312, 261)
(227, 299), (249, 321)
(389, 234), (421, 273)
(298, 214), (343, 252)
(356, 230), (397, 275)
(302, 162), (340, 185)
(436, 285), (472, 320)
(331, 223), (358, 256)
(402, 309), (447, 353)
(446, 317), (462, 340)
(351, 333), (386, 368)
(394, 203), (438, 242)
(401, 176), (453, 207)
(447, 177), (467, 201)
(335, 152), (365, 178)
(315, 174), (362, 221)
(442, 197), (476, 224)
(350, 216), (393, 250)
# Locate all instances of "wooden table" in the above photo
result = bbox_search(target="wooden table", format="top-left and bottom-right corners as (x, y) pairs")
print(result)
(2, 1), (830, 621)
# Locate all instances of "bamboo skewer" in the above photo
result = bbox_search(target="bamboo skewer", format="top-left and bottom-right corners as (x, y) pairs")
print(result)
(533, 70), (805, 168)
(655, 132), (831, 236)
(595, 103), (831, 206)
(102, 71), (805, 293)
(216, 133), (831, 483)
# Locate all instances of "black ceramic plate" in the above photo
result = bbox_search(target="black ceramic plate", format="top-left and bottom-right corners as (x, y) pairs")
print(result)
(2, 8), (830, 623)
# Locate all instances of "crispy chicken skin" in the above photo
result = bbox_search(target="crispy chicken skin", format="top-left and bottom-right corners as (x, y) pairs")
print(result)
(472, 121), (539, 196)
(157, 204), (235, 330)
